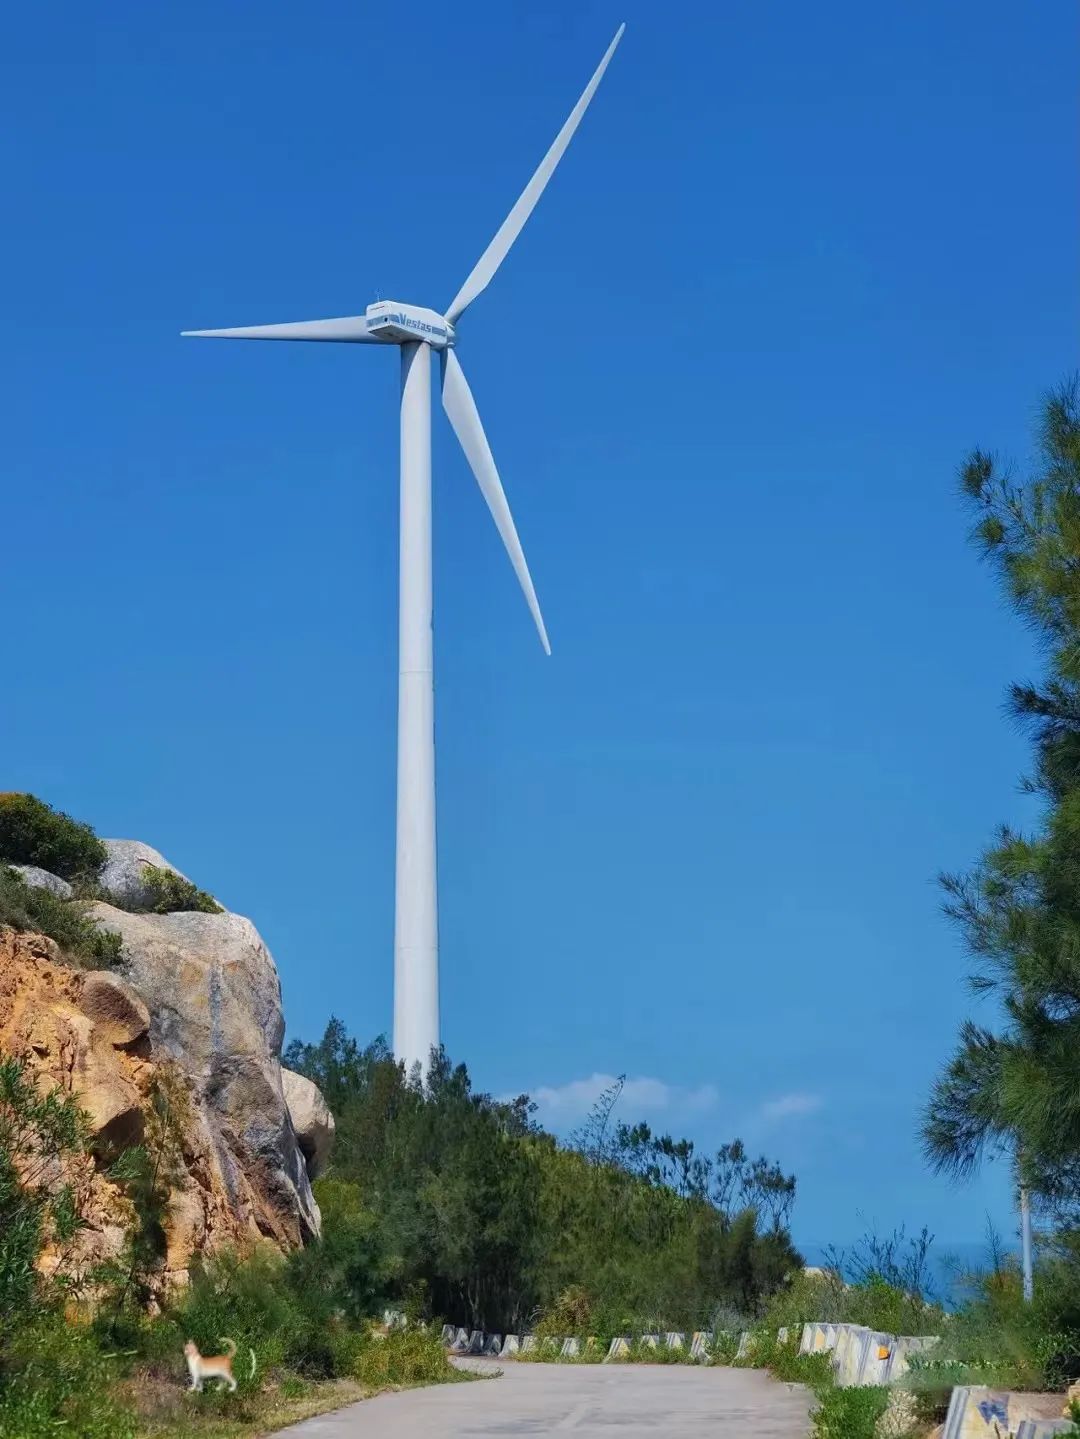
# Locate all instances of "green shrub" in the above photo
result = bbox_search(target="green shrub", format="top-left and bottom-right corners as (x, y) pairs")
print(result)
(168, 1248), (303, 1390)
(0, 1056), (87, 1326)
(134, 867), (222, 915)
(286, 1178), (397, 1332)
(912, 1244), (1080, 1393)
(354, 1326), (457, 1389)
(760, 1268), (944, 1342)
(0, 793), (106, 882)
(0, 1312), (137, 1439)
(0, 865), (123, 968)
(812, 1384), (889, 1439)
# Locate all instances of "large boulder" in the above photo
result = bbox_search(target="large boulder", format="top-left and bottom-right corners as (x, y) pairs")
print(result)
(9, 864), (73, 900)
(96, 838), (190, 910)
(78, 971), (150, 1046)
(282, 1068), (335, 1179)
(87, 901), (321, 1249)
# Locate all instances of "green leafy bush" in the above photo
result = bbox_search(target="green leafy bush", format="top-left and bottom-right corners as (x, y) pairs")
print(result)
(0, 865), (123, 968)
(0, 1313), (137, 1439)
(168, 1248), (305, 1390)
(0, 793), (106, 882)
(0, 1057), (87, 1326)
(0, 1058), (137, 1437)
(812, 1384), (889, 1439)
(354, 1325), (457, 1389)
(912, 1241), (1080, 1395)
(134, 867), (222, 915)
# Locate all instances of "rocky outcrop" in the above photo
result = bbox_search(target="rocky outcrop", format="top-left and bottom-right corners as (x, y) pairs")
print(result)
(283, 1068), (335, 1180)
(86, 902), (321, 1253)
(0, 841), (333, 1298)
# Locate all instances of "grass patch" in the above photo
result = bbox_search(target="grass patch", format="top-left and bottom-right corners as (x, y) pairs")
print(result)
(0, 864), (123, 968)
(128, 1373), (368, 1439)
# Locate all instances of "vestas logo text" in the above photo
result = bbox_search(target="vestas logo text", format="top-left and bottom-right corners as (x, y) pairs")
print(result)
(379, 313), (448, 339)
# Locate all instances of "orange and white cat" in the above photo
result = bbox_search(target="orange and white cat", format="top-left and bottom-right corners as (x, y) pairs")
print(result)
(183, 1337), (255, 1392)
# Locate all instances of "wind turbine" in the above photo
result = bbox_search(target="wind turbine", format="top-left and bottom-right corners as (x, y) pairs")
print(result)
(183, 25), (625, 1075)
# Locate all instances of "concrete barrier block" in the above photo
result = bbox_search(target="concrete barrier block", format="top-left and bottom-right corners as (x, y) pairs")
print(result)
(735, 1332), (752, 1361)
(500, 1334), (520, 1357)
(520, 1335), (538, 1354)
(942, 1384), (979, 1439)
(467, 1330), (484, 1355)
(776, 1326), (789, 1346)
(1016, 1423), (1074, 1439)
(808, 1322), (839, 1353)
(884, 1334), (939, 1385)
(798, 1323), (815, 1355)
(690, 1331), (713, 1360)
(441, 1324), (456, 1344)
(665, 1332), (685, 1349)
(855, 1332), (895, 1387)
(832, 1325), (872, 1387)
(561, 1337), (581, 1357)
(482, 1334), (502, 1356)
(605, 1337), (631, 1361)
(641, 1334), (659, 1349)
(451, 1327), (470, 1353)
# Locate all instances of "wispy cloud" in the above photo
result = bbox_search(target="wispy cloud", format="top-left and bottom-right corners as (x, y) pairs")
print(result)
(527, 1072), (719, 1127)
(759, 1091), (824, 1122)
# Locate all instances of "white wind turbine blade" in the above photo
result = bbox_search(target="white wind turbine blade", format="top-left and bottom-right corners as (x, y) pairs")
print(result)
(444, 23), (625, 325)
(181, 316), (381, 342)
(440, 348), (550, 654)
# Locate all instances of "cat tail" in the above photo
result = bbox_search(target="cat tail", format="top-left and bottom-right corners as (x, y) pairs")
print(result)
(249, 1348), (257, 1378)
(219, 1337), (237, 1358)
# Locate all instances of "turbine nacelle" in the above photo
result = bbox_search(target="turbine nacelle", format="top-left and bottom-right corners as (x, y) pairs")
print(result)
(365, 302), (455, 349)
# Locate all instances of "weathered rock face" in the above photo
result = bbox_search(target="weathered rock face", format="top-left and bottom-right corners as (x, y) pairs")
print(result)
(0, 929), (144, 1277)
(283, 1068), (335, 1180)
(86, 903), (322, 1256)
(0, 844), (332, 1297)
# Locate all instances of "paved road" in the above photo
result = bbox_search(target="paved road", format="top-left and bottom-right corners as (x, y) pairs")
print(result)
(276, 1360), (812, 1437)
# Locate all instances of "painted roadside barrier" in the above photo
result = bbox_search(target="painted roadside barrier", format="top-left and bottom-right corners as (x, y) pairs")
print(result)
(439, 1316), (941, 1392)
(944, 1387), (1072, 1439)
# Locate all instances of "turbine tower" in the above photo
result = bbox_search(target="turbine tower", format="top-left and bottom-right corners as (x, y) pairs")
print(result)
(183, 26), (624, 1074)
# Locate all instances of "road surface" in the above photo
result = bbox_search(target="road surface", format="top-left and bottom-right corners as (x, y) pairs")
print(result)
(276, 1359), (812, 1437)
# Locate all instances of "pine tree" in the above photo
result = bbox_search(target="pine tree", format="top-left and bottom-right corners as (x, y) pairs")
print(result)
(924, 378), (1080, 1207)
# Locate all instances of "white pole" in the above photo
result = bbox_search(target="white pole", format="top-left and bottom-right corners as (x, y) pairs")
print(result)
(393, 341), (439, 1076)
(1020, 1181), (1034, 1303)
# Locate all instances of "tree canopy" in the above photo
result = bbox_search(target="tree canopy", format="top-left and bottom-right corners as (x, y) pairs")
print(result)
(285, 1020), (801, 1333)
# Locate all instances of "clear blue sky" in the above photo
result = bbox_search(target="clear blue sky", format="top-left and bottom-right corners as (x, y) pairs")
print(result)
(2, 0), (1076, 1255)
